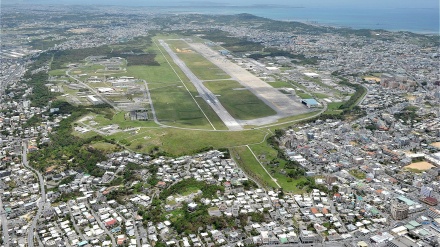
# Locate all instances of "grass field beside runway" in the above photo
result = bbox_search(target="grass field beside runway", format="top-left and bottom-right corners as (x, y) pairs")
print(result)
(166, 39), (231, 81)
(204, 80), (277, 120)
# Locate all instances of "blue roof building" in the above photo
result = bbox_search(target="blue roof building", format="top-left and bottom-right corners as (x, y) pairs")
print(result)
(77, 241), (88, 247)
(301, 99), (320, 108)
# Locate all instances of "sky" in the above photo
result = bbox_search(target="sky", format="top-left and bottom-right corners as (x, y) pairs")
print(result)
(3, 0), (439, 9)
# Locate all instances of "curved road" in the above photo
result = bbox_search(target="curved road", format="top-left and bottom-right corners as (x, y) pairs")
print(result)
(22, 141), (47, 247)
(0, 193), (9, 247)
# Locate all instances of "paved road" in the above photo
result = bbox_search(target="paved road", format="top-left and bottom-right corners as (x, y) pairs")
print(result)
(65, 69), (121, 111)
(187, 41), (309, 117)
(143, 81), (160, 125)
(0, 65), (24, 97)
(67, 202), (87, 241)
(159, 39), (242, 131)
(85, 203), (116, 247)
(132, 213), (141, 247)
(0, 192), (10, 247)
(22, 141), (47, 247)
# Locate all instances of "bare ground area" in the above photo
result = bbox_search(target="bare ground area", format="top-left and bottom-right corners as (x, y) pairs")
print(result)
(404, 162), (435, 171)
(431, 142), (440, 148)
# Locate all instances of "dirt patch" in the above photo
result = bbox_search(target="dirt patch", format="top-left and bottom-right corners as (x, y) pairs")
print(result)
(176, 48), (192, 53)
(430, 142), (440, 149)
(364, 76), (381, 82)
(404, 162), (435, 171)
(405, 94), (417, 101)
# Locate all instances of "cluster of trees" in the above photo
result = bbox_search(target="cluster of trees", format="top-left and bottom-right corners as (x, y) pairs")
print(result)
(394, 105), (420, 122)
(267, 129), (288, 160)
(284, 161), (306, 179)
(172, 203), (241, 234)
(28, 102), (113, 177)
(105, 187), (132, 205)
(177, 29), (264, 52)
(138, 199), (165, 224)
(241, 180), (259, 190)
(145, 201), (264, 235)
(112, 53), (159, 66)
(173, 204), (210, 234)
(159, 178), (224, 200)
(22, 71), (58, 107)
(217, 148), (230, 159)
(50, 35), (158, 70)
(337, 78), (367, 109)
(296, 177), (331, 193)
(22, 114), (43, 128)
(54, 191), (83, 203)
(59, 175), (75, 185)
(51, 46), (112, 69)
(249, 48), (319, 65)
(232, 150), (273, 189)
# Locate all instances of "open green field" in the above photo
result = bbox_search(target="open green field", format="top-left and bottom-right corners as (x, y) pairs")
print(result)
(80, 112), (160, 129)
(204, 80), (277, 120)
(151, 84), (213, 127)
(167, 39), (231, 81)
(268, 81), (293, 88)
(90, 142), (119, 153)
(247, 142), (306, 192)
(49, 69), (68, 76)
(82, 64), (106, 73)
(118, 49), (225, 129)
(49, 36), (227, 130)
(297, 92), (312, 99)
(325, 102), (344, 115)
(349, 169), (366, 179)
(313, 93), (330, 99)
(52, 35), (326, 131)
(108, 127), (269, 156)
(230, 144), (307, 192)
(304, 76), (344, 97)
(230, 146), (278, 189)
(57, 33), (355, 193)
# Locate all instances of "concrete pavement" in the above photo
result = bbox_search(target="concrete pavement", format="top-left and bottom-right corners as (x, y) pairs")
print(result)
(0, 193), (10, 247)
(159, 39), (243, 131)
(22, 141), (47, 247)
(85, 204), (116, 247)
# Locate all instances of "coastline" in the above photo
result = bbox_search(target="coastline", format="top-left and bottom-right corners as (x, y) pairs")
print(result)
(157, 6), (439, 35)
(3, 3), (439, 34)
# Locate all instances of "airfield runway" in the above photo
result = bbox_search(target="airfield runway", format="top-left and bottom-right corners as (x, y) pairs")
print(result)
(159, 40), (243, 131)
(187, 42), (309, 117)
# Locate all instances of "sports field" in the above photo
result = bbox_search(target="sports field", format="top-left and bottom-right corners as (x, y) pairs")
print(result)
(404, 162), (435, 171)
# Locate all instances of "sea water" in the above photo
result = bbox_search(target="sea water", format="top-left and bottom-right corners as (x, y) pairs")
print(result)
(157, 6), (439, 34)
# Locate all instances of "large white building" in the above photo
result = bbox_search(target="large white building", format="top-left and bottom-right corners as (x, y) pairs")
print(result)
(391, 200), (409, 220)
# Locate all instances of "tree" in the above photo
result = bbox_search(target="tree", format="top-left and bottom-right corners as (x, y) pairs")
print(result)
(331, 185), (339, 194)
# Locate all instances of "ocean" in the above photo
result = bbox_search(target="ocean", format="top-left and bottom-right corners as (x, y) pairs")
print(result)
(155, 6), (439, 34)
